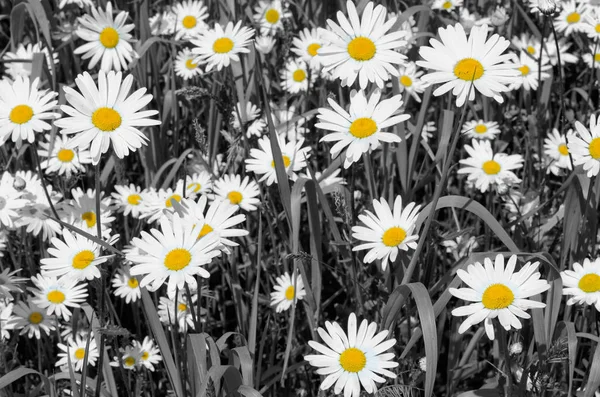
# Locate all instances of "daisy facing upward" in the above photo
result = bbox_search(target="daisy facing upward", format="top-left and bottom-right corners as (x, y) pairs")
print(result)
(191, 21), (255, 72)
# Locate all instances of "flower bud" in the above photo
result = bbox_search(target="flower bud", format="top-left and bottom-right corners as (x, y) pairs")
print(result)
(538, 0), (558, 15)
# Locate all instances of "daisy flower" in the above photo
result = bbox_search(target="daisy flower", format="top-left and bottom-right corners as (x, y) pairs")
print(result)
(584, 11), (600, 40)
(458, 139), (523, 193)
(67, 187), (115, 238)
(245, 135), (311, 185)
(316, 90), (407, 169)
(255, 35), (277, 54)
(352, 196), (421, 271)
(58, 0), (93, 9)
(545, 35), (578, 66)
(583, 44), (600, 68)
(232, 101), (267, 138)
(112, 184), (146, 218)
(56, 335), (99, 372)
(149, 11), (177, 36)
(417, 24), (519, 107)
(0, 269), (27, 300)
(133, 337), (162, 371)
(271, 105), (310, 141)
(9, 299), (56, 339)
(317, 1), (407, 89)
(0, 302), (13, 341)
(508, 51), (551, 91)
(570, 114), (600, 177)
(157, 294), (196, 332)
(111, 345), (142, 370)
(253, 0), (291, 36)
(191, 21), (255, 72)
(127, 214), (221, 292)
(291, 28), (323, 70)
(512, 33), (540, 58)
(561, 257), (600, 311)
(38, 134), (92, 177)
(544, 128), (573, 175)
(395, 62), (426, 103)
(173, 0), (208, 41)
(0, 176), (27, 228)
(280, 59), (313, 94)
(19, 184), (63, 241)
(174, 48), (203, 80)
(31, 274), (88, 321)
(0, 76), (60, 145)
(183, 171), (212, 197)
(432, 0), (464, 11)
(461, 120), (501, 140)
(140, 187), (185, 223)
(271, 272), (306, 313)
(212, 174), (260, 211)
(112, 268), (141, 303)
(304, 312), (399, 397)
(555, 1), (589, 37)
(449, 254), (550, 339)
(2, 43), (57, 80)
(54, 71), (161, 164)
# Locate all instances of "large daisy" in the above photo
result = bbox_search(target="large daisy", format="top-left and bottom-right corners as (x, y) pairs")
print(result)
(561, 257), (600, 311)
(31, 275), (89, 321)
(449, 254), (550, 340)
(173, 0), (208, 40)
(317, 1), (407, 89)
(554, 0), (589, 37)
(417, 23), (519, 107)
(191, 21), (255, 72)
(245, 135), (311, 185)
(291, 28), (323, 70)
(54, 71), (161, 164)
(569, 114), (600, 177)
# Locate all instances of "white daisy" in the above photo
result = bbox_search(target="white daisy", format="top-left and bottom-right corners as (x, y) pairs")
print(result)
(569, 114), (600, 177)
(544, 128), (573, 175)
(212, 174), (260, 211)
(56, 335), (99, 372)
(245, 135), (311, 185)
(449, 254), (550, 340)
(183, 171), (212, 197)
(191, 21), (255, 72)
(111, 345), (142, 370)
(67, 187), (115, 238)
(270, 272), (306, 313)
(291, 28), (323, 70)
(544, 35), (578, 66)
(432, 0), (464, 11)
(461, 120), (501, 140)
(0, 173), (27, 228)
(174, 48), (203, 80)
(173, 0), (208, 40)
(54, 70), (161, 164)
(584, 10), (600, 40)
(512, 33), (541, 58)
(133, 337), (162, 371)
(554, 0), (589, 36)
(38, 134), (92, 177)
(317, 1), (407, 89)
(111, 268), (141, 303)
(31, 274), (88, 321)
(280, 58), (313, 94)
(19, 183), (63, 241)
(8, 299), (56, 340)
(232, 101), (267, 138)
(255, 35), (277, 54)
(157, 294), (196, 332)
(2, 43), (58, 80)
(139, 187), (185, 223)
(316, 90), (407, 169)
(149, 11), (177, 36)
(253, 0), (291, 36)
(0, 268), (27, 300)
(583, 44), (600, 68)
(352, 196), (421, 271)
(417, 24), (519, 107)
(0, 302), (13, 341)
(561, 257), (600, 311)
(112, 184), (145, 218)
(458, 139), (523, 193)
(508, 51), (551, 91)
(58, 0), (94, 9)
(304, 312), (399, 397)
(395, 62), (426, 103)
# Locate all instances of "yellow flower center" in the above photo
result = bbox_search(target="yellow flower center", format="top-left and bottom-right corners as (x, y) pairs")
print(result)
(400, 75), (412, 87)
(9, 104), (33, 124)
(595, 53), (600, 63)
(81, 211), (97, 228)
(47, 290), (65, 304)
(265, 8), (280, 24)
(482, 160), (501, 175)
(127, 194), (141, 205)
(347, 37), (376, 61)
(442, 1), (452, 9)
(197, 223), (213, 238)
(566, 12), (580, 24)
(284, 285), (295, 300)
(178, 303), (188, 311)
(99, 27), (120, 48)
(163, 248), (192, 271)
(185, 58), (198, 69)
(453, 58), (484, 81)
(228, 191), (243, 205)
(349, 117), (377, 138)
(589, 137), (600, 159)
(519, 65), (530, 75)
(182, 15), (197, 29)
(293, 69), (306, 82)
(187, 182), (202, 193)
(74, 348), (86, 360)
(124, 356), (136, 367)
(271, 155), (291, 168)
(72, 250), (95, 270)
(474, 124), (488, 134)
(526, 45), (536, 55)
(141, 351), (149, 360)
(92, 107), (122, 132)
(339, 347), (367, 373)
(382, 226), (407, 247)
(558, 143), (569, 156)
(307, 43), (321, 57)
(596, 23), (600, 33)
(128, 277), (139, 288)
(28, 312), (43, 324)
(165, 194), (182, 208)
(579, 273), (600, 292)
(57, 148), (75, 163)
(213, 37), (234, 54)
(481, 283), (514, 309)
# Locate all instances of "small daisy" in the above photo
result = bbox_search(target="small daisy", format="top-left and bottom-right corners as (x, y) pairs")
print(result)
(31, 274), (88, 321)
(128, 214), (221, 291)
(318, 1), (407, 89)
(583, 44), (600, 68)
(9, 299), (56, 339)
(544, 128), (573, 175)
(0, 269), (27, 300)
(352, 196), (421, 271)
(0, 76), (60, 145)
(432, 0), (464, 11)
(280, 59), (313, 94)
(75, 2), (137, 72)
(54, 71), (161, 165)
(304, 312), (399, 397)
(271, 272), (306, 313)
(555, 0), (589, 37)
(174, 48), (203, 80)
(300, 168), (346, 194)
(584, 11), (600, 40)
(38, 134), (92, 177)
(316, 90), (407, 169)
(458, 139), (523, 193)
(67, 187), (115, 238)
(232, 101), (267, 138)
(461, 120), (501, 140)
(561, 257), (600, 311)
(291, 28), (323, 70)
(183, 171), (212, 197)
(191, 21), (255, 72)
(545, 35), (578, 66)
(2, 43), (58, 80)
(395, 62), (426, 103)
(245, 135), (311, 185)
(508, 51), (551, 91)
(569, 114), (600, 177)
(449, 254), (550, 340)
(140, 187), (185, 223)
(253, 0), (291, 36)
(111, 345), (142, 370)
(255, 35), (277, 54)
(133, 337), (162, 371)
(56, 335), (99, 372)
(112, 268), (141, 303)
(157, 294), (196, 332)
(417, 24), (519, 107)
(459, 8), (491, 33)
(212, 174), (260, 211)
(173, 0), (208, 40)
(112, 184), (146, 218)
(40, 229), (108, 281)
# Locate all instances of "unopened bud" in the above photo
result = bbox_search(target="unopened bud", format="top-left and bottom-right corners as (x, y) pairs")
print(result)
(491, 7), (510, 26)
(13, 176), (26, 191)
(509, 342), (523, 355)
(418, 357), (427, 371)
(538, 0), (558, 15)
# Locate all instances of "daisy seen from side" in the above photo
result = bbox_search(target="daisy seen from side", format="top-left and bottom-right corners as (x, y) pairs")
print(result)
(245, 135), (311, 185)
(461, 119), (501, 140)
(544, 128), (573, 175)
